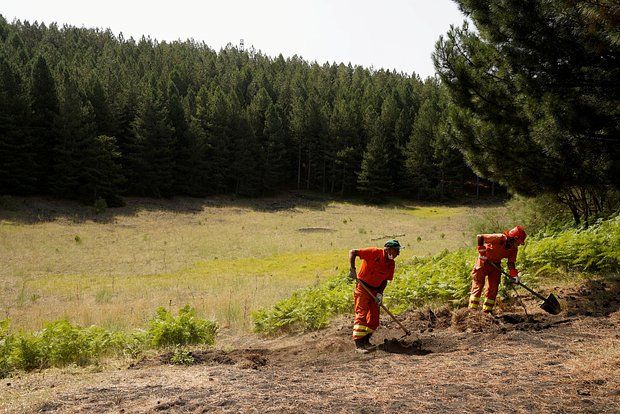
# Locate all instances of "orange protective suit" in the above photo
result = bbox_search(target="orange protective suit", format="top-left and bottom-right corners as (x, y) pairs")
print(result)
(469, 233), (518, 313)
(352, 247), (394, 341)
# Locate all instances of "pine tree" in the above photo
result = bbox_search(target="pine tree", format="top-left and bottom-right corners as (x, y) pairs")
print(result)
(194, 85), (231, 193)
(50, 70), (92, 198)
(0, 53), (36, 194)
(434, 0), (619, 223)
(247, 87), (272, 144)
(167, 81), (194, 195)
(29, 54), (59, 192)
(262, 103), (287, 192)
(232, 113), (263, 196)
(51, 70), (124, 204)
(81, 134), (125, 206)
(88, 76), (114, 137)
(357, 113), (392, 201)
(128, 88), (175, 197)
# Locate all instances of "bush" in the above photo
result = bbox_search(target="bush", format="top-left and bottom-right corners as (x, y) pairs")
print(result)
(170, 346), (195, 365)
(522, 215), (620, 273)
(388, 249), (472, 312)
(469, 195), (574, 237)
(0, 305), (217, 378)
(252, 275), (353, 335)
(147, 305), (218, 347)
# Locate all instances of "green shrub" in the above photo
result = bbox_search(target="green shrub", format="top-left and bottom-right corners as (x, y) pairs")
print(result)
(522, 215), (620, 273)
(0, 320), (13, 377)
(0, 306), (217, 378)
(40, 320), (94, 366)
(469, 194), (576, 237)
(147, 305), (218, 347)
(252, 275), (353, 335)
(170, 346), (195, 365)
(9, 333), (43, 371)
(388, 249), (472, 312)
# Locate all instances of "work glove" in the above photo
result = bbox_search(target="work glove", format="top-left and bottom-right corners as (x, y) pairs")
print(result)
(477, 246), (487, 262)
(508, 269), (520, 284)
(348, 267), (357, 280)
(375, 293), (383, 306)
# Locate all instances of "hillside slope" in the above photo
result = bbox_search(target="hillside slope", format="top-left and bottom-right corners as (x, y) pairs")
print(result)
(2, 278), (618, 413)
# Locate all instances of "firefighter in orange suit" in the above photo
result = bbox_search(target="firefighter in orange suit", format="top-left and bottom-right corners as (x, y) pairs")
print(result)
(349, 239), (401, 351)
(469, 226), (526, 314)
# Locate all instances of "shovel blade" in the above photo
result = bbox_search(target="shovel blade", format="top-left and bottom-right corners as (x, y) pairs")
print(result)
(540, 294), (561, 315)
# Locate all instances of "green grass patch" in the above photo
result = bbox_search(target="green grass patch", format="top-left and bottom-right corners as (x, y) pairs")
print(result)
(404, 206), (466, 218)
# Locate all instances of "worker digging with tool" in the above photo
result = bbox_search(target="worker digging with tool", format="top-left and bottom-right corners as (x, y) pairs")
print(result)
(349, 239), (401, 353)
(469, 226), (527, 314)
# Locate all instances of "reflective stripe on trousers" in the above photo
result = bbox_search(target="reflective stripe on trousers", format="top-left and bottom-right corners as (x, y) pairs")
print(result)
(352, 324), (374, 338)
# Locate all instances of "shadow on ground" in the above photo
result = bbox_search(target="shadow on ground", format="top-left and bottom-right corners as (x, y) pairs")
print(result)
(0, 192), (337, 224)
(0, 192), (507, 225)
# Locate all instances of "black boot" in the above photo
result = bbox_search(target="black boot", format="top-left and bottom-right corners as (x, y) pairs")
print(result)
(355, 335), (373, 353)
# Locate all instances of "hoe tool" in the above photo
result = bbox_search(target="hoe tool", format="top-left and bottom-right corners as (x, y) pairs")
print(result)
(357, 280), (411, 338)
(489, 262), (562, 315)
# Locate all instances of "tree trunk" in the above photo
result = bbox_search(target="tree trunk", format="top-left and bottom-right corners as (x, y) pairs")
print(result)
(322, 156), (326, 193)
(306, 147), (311, 190)
(330, 158), (336, 193)
(440, 168), (445, 199)
(297, 143), (301, 190)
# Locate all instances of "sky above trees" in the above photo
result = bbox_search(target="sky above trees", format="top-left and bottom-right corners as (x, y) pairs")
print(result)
(2, 0), (465, 78)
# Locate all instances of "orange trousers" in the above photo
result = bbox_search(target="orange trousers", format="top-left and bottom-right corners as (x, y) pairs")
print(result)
(352, 283), (380, 340)
(469, 261), (501, 313)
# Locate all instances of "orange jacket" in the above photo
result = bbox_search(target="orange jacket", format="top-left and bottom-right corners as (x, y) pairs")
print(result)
(356, 247), (395, 288)
(478, 233), (518, 264)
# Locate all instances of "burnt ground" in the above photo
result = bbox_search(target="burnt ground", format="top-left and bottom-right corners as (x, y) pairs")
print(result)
(1, 279), (619, 413)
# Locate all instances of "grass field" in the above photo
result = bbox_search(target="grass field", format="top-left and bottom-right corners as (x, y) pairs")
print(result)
(0, 195), (506, 333)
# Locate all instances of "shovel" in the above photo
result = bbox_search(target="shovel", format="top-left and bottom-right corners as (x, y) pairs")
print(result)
(357, 280), (411, 338)
(488, 262), (562, 315)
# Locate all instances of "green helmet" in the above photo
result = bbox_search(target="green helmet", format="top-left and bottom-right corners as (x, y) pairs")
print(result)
(384, 239), (401, 250)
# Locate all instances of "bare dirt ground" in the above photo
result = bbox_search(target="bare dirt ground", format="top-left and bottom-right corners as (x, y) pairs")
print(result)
(2, 279), (619, 413)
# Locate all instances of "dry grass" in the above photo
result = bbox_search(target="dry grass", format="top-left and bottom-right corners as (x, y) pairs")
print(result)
(0, 195), (506, 332)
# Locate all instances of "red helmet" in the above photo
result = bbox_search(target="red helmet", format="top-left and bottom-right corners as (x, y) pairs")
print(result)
(506, 226), (526, 245)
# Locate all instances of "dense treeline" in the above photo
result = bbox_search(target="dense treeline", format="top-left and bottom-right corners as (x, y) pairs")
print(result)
(433, 0), (619, 226)
(0, 16), (477, 205)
